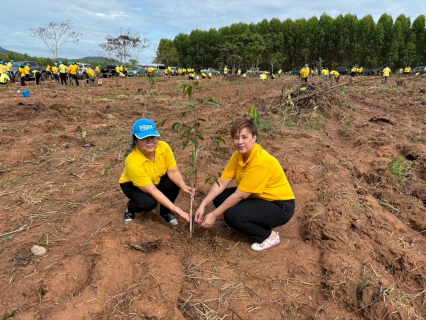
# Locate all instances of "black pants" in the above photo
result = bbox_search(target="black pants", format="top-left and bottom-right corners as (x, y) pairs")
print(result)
(120, 174), (180, 217)
(60, 73), (67, 85)
(213, 187), (295, 243)
(20, 76), (25, 86)
(35, 73), (41, 85)
(71, 74), (79, 86)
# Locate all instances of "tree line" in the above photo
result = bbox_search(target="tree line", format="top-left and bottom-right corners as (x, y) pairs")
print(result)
(154, 13), (426, 73)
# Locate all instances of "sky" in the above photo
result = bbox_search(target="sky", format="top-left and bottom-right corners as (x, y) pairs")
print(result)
(0, 0), (423, 63)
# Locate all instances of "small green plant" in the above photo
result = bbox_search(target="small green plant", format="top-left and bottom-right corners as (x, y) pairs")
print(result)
(211, 136), (226, 152)
(248, 106), (271, 140)
(81, 130), (87, 144)
(357, 275), (370, 293)
(389, 156), (411, 184)
(173, 81), (220, 239)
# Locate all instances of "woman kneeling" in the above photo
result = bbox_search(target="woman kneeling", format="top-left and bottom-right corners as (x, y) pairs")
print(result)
(195, 119), (295, 251)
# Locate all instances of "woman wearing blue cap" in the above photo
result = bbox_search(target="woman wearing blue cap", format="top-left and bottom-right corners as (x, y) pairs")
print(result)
(119, 118), (193, 225)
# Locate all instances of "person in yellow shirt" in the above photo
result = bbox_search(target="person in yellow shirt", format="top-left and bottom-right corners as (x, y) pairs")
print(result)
(52, 63), (59, 83)
(329, 70), (340, 83)
(24, 63), (31, 80)
(68, 62), (79, 86)
(167, 65), (172, 78)
(195, 119), (295, 251)
(86, 66), (96, 86)
(46, 64), (52, 80)
(0, 72), (10, 85)
(277, 69), (282, 77)
(351, 66), (357, 77)
(259, 72), (267, 82)
(58, 61), (68, 85)
(18, 63), (26, 86)
(188, 72), (195, 80)
(0, 63), (6, 75)
(382, 66), (391, 84)
(300, 64), (310, 83)
(207, 71), (212, 79)
(119, 118), (194, 225)
(201, 72), (207, 78)
(223, 66), (228, 79)
(404, 66), (411, 76)
(33, 70), (42, 85)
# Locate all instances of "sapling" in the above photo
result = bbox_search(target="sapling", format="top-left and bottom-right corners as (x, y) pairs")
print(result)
(172, 81), (220, 240)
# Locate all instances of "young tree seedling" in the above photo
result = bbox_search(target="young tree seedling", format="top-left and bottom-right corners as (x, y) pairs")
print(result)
(173, 81), (220, 240)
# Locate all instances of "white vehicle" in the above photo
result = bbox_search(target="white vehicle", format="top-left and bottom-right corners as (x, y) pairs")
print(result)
(140, 63), (166, 75)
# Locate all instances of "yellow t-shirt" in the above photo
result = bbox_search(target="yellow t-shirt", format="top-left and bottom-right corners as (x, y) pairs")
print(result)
(330, 70), (340, 76)
(19, 67), (26, 77)
(46, 65), (51, 72)
(24, 65), (30, 75)
(221, 143), (295, 201)
(52, 66), (58, 73)
(87, 69), (95, 77)
(382, 67), (391, 77)
(0, 73), (10, 83)
(119, 141), (177, 187)
(0, 65), (6, 74)
(59, 64), (68, 73)
(301, 67), (310, 78)
(68, 64), (78, 75)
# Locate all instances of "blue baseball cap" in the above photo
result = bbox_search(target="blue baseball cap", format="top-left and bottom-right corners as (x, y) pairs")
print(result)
(132, 118), (160, 139)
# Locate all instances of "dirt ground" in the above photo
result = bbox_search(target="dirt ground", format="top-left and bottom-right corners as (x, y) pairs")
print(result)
(0, 73), (425, 320)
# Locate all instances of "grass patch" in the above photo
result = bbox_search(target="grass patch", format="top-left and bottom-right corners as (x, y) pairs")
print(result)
(389, 156), (411, 184)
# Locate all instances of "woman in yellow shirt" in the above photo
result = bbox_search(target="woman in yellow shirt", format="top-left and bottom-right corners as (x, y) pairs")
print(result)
(195, 119), (295, 251)
(119, 118), (193, 225)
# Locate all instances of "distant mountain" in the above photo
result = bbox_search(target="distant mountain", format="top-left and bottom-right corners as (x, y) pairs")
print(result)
(77, 56), (121, 64)
(0, 46), (22, 56)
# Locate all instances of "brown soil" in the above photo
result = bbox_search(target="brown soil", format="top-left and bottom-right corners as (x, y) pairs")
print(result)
(1, 74), (425, 320)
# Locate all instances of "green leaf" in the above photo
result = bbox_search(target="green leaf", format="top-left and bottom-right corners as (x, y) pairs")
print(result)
(206, 99), (220, 108)
(184, 167), (195, 177)
(157, 119), (167, 128)
(204, 178), (211, 185)
(182, 140), (189, 149)
(191, 140), (201, 149)
(197, 135), (204, 141)
(172, 123), (181, 131)
(181, 111), (188, 118)
(191, 150), (197, 163)
(248, 106), (260, 122)
(198, 118), (206, 122)
(196, 98), (203, 104)
(214, 177), (221, 187)
(193, 81), (199, 87)
(177, 83), (187, 93)
(187, 85), (193, 99)
(186, 104), (195, 111)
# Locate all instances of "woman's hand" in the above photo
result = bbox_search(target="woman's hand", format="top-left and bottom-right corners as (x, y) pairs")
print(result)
(201, 213), (216, 228)
(173, 206), (190, 222)
(181, 185), (195, 200)
(195, 206), (205, 224)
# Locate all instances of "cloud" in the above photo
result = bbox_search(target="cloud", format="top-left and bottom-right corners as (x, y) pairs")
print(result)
(2, 0), (423, 62)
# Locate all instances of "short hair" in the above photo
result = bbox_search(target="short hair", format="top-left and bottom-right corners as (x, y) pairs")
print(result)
(230, 119), (258, 138)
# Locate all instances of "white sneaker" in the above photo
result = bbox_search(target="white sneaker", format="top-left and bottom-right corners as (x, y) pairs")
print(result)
(251, 233), (280, 251)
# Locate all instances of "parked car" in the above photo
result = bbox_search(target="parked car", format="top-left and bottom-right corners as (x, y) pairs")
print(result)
(411, 66), (426, 75)
(171, 67), (181, 76)
(334, 67), (349, 75)
(101, 65), (117, 78)
(364, 66), (383, 76)
(127, 67), (147, 77)
(291, 68), (301, 75)
(12, 61), (47, 81)
(200, 67), (220, 75)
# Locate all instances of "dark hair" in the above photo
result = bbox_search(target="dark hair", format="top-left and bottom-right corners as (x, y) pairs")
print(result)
(230, 119), (258, 138)
(131, 134), (138, 149)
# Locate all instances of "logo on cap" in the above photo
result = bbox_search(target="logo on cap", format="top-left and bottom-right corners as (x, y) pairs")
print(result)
(140, 124), (153, 131)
